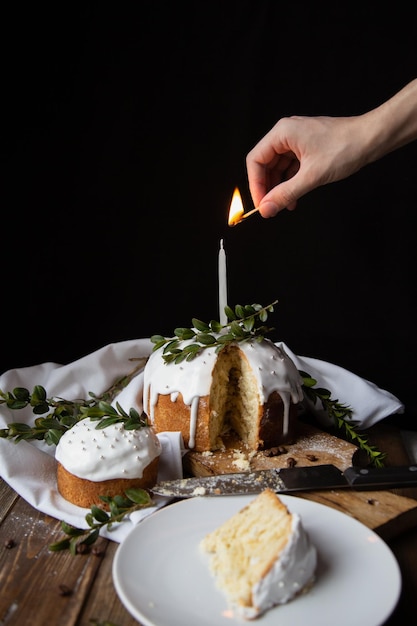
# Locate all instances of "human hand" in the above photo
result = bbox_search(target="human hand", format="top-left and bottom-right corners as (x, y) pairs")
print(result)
(246, 115), (367, 217)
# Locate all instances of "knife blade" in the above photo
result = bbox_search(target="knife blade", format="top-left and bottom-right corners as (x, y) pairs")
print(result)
(151, 464), (417, 498)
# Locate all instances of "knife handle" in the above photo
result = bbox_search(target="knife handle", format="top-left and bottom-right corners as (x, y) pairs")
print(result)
(344, 465), (417, 489)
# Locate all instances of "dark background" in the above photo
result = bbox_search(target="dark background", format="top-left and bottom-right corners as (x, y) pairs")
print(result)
(2, 2), (417, 426)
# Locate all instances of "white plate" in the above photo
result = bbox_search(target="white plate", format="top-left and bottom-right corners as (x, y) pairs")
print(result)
(112, 495), (401, 626)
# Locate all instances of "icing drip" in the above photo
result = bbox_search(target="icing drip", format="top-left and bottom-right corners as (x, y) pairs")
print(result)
(189, 396), (200, 448)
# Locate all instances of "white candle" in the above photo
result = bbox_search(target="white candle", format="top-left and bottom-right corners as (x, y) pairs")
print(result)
(218, 239), (227, 325)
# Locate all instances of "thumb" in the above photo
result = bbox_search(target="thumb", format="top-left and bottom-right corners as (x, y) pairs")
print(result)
(258, 170), (313, 217)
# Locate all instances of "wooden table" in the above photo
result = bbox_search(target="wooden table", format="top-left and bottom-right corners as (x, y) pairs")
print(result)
(1, 422), (417, 626)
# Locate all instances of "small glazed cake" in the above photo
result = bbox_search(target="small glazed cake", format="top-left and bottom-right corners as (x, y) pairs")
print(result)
(200, 489), (317, 620)
(55, 418), (161, 508)
(143, 338), (303, 452)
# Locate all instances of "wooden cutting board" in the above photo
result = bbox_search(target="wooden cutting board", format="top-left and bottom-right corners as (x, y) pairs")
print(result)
(183, 422), (417, 541)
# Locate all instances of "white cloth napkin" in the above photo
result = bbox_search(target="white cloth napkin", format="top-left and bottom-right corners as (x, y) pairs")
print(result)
(0, 338), (404, 543)
(279, 342), (404, 429)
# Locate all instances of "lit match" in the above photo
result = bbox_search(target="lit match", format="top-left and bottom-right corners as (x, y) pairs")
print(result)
(228, 187), (260, 226)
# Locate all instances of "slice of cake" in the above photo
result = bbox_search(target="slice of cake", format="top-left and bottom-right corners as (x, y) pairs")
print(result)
(143, 338), (303, 452)
(200, 489), (317, 620)
(55, 417), (161, 508)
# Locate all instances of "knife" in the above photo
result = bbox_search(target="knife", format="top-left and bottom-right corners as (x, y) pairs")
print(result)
(151, 464), (417, 498)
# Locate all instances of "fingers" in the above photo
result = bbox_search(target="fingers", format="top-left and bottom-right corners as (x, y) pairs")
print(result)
(246, 169), (299, 217)
(246, 118), (305, 217)
(246, 150), (302, 217)
(246, 147), (280, 209)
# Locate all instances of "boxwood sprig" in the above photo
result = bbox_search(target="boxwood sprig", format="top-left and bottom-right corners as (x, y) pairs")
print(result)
(150, 300), (278, 364)
(0, 358), (147, 445)
(301, 371), (386, 467)
(49, 488), (153, 554)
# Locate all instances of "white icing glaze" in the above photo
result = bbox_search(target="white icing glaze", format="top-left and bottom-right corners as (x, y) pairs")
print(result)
(55, 418), (161, 481)
(239, 513), (317, 619)
(143, 338), (304, 447)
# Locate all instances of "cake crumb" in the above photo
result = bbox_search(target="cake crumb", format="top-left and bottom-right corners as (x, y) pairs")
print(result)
(231, 450), (251, 471)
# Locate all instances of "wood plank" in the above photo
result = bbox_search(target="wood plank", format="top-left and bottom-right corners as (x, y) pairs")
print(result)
(297, 489), (417, 540)
(0, 478), (139, 626)
(80, 540), (140, 626)
(0, 496), (105, 626)
(0, 477), (19, 523)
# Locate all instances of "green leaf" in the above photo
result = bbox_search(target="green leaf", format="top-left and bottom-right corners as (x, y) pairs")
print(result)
(85, 513), (95, 527)
(108, 500), (121, 516)
(7, 399), (30, 410)
(169, 352), (184, 364)
(259, 309), (268, 322)
(31, 385), (47, 403)
(97, 401), (118, 416)
(151, 338), (168, 350)
(32, 402), (51, 414)
(49, 538), (71, 552)
(94, 416), (118, 429)
(45, 429), (64, 445)
(91, 506), (110, 523)
(111, 494), (131, 508)
(124, 418), (138, 430)
(150, 334), (166, 343)
(163, 339), (180, 353)
(61, 521), (82, 536)
(125, 488), (152, 505)
(82, 528), (100, 545)
(230, 320), (246, 337)
(242, 316), (255, 331)
(114, 402), (128, 418)
(224, 305), (235, 320)
(182, 344), (201, 355)
(7, 422), (32, 434)
(192, 318), (210, 332)
(12, 387), (31, 402)
(174, 328), (195, 340)
(209, 320), (222, 333)
(129, 407), (142, 421)
(195, 333), (216, 345)
(216, 333), (235, 344)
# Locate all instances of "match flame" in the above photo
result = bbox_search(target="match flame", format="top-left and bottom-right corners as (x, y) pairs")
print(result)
(228, 187), (244, 226)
